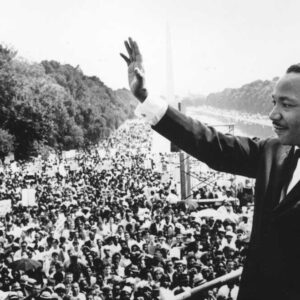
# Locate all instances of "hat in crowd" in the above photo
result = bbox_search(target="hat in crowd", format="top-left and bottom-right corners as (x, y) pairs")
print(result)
(122, 286), (132, 294)
(54, 283), (66, 292)
(175, 260), (185, 266)
(8, 292), (22, 300)
(191, 262), (203, 270)
(112, 275), (123, 283)
(218, 227), (226, 233)
(190, 212), (198, 218)
(102, 285), (112, 292)
(130, 264), (139, 272)
(92, 284), (101, 291)
(154, 267), (164, 274)
(91, 225), (97, 231)
(136, 280), (152, 290)
(38, 291), (55, 300)
(69, 250), (78, 258)
(20, 275), (37, 287)
(225, 231), (235, 237)
(193, 273), (206, 286)
(143, 284), (152, 292)
(11, 282), (22, 291)
(126, 277), (136, 285)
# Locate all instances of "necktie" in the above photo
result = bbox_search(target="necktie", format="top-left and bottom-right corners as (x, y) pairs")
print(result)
(283, 148), (300, 197)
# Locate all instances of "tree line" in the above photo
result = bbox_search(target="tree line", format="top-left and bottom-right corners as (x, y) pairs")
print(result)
(182, 78), (279, 115)
(0, 45), (138, 160)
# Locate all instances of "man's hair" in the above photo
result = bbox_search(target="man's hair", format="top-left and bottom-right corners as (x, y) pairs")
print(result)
(286, 64), (300, 74)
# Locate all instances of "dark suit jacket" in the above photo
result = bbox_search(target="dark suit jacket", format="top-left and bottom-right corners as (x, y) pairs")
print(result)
(153, 106), (300, 300)
(149, 222), (160, 235)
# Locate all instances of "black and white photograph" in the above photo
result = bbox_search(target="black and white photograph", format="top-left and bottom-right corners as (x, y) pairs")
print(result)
(0, 1), (300, 299)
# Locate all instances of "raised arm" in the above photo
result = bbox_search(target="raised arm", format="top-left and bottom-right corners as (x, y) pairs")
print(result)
(120, 37), (148, 103)
(120, 37), (267, 178)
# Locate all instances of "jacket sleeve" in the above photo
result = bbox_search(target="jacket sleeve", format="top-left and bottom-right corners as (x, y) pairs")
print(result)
(152, 106), (267, 178)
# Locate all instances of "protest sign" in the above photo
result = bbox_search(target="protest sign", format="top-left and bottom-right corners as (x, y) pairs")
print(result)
(169, 247), (181, 259)
(0, 200), (11, 216)
(97, 149), (106, 159)
(4, 153), (14, 165)
(62, 150), (76, 160)
(53, 213), (66, 239)
(59, 164), (67, 177)
(144, 159), (152, 170)
(22, 189), (36, 206)
(10, 162), (19, 173)
(102, 160), (112, 170)
(124, 159), (132, 169)
(69, 161), (79, 172)
(46, 167), (57, 177)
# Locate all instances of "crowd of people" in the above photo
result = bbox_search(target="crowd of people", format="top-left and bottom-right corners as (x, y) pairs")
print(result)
(0, 119), (254, 300)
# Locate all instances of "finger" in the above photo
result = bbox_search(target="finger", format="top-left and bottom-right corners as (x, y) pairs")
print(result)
(133, 40), (142, 59)
(124, 40), (133, 59)
(129, 37), (135, 57)
(120, 53), (131, 66)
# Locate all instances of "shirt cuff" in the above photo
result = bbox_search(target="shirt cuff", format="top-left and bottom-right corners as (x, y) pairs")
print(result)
(135, 96), (168, 126)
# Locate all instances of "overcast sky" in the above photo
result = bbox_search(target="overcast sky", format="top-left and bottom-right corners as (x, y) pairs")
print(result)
(0, 0), (300, 97)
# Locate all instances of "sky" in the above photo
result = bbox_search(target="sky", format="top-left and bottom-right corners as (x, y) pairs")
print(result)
(1, 0), (300, 98)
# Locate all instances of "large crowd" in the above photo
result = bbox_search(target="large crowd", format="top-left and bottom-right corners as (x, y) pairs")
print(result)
(0, 120), (254, 300)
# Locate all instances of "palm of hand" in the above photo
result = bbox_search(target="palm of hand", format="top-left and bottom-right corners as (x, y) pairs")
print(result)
(128, 62), (144, 96)
(121, 38), (147, 102)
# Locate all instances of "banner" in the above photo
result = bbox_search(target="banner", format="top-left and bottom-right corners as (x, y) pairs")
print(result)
(124, 159), (132, 169)
(48, 153), (57, 162)
(144, 159), (152, 170)
(97, 149), (106, 159)
(62, 150), (76, 160)
(102, 160), (112, 170)
(0, 200), (11, 216)
(110, 148), (117, 157)
(59, 165), (67, 177)
(53, 213), (66, 239)
(169, 247), (181, 259)
(4, 153), (14, 164)
(10, 162), (19, 173)
(161, 173), (170, 183)
(69, 161), (79, 172)
(46, 166), (57, 177)
(22, 189), (36, 206)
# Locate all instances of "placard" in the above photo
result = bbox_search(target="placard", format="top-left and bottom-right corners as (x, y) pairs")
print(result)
(0, 200), (11, 216)
(21, 189), (36, 206)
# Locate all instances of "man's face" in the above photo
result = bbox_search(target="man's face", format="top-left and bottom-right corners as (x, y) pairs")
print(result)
(65, 273), (73, 283)
(166, 261), (173, 270)
(32, 284), (41, 296)
(270, 72), (300, 145)
(72, 283), (80, 295)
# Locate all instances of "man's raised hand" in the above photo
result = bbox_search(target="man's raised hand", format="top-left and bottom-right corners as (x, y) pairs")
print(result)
(120, 37), (148, 103)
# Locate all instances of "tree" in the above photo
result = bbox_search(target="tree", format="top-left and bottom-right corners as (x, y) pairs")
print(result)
(0, 129), (14, 160)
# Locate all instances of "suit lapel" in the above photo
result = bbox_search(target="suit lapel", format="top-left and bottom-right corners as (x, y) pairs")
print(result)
(273, 146), (300, 212)
(274, 180), (300, 213)
(269, 146), (292, 210)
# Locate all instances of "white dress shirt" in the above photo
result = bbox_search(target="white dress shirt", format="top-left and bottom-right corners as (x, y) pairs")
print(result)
(287, 146), (300, 194)
(135, 96), (168, 126)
